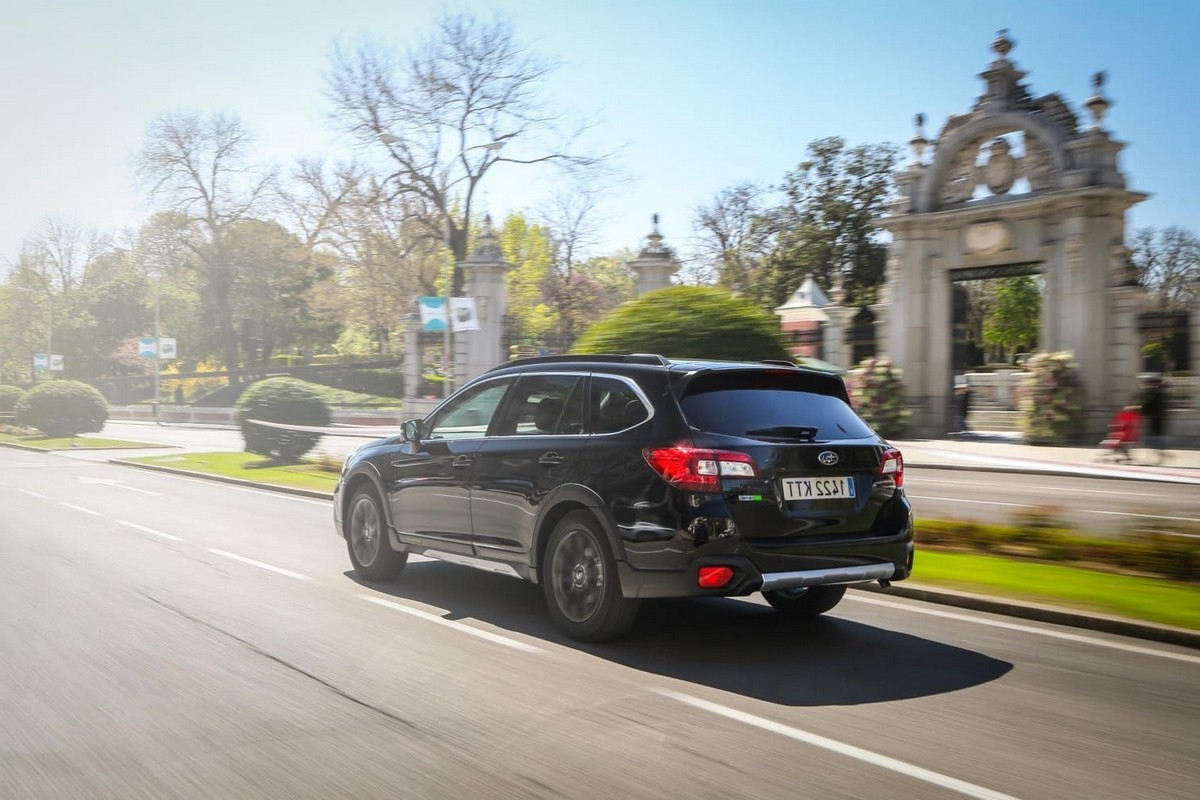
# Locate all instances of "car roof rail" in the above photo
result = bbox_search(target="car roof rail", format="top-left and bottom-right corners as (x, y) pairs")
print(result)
(760, 359), (799, 368)
(487, 353), (670, 372)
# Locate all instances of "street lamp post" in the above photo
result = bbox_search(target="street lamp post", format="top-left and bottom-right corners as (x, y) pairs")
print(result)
(13, 286), (52, 381)
(379, 133), (510, 399)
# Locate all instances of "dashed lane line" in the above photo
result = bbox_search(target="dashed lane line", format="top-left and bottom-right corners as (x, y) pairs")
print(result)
(117, 520), (186, 542)
(58, 502), (102, 516)
(846, 594), (1200, 665)
(207, 549), (312, 581)
(655, 689), (1021, 800)
(18, 488), (46, 499)
(358, 594), (545, 654)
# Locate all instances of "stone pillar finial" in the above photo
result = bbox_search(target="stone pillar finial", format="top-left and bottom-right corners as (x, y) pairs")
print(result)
(992, 29), (1014, 59)
(1085, 71), (1111, 129)
(628, 214), (679, 296)
(910, 113), (929, 165)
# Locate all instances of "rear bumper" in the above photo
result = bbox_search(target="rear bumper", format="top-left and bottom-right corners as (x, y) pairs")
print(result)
(616, 517), (914, 599)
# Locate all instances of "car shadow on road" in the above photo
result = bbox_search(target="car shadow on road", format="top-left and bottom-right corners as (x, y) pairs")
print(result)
(346, 562), (1013, 707)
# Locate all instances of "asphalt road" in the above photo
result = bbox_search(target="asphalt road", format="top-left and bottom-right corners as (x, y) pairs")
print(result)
(1, 445), (1198, 799)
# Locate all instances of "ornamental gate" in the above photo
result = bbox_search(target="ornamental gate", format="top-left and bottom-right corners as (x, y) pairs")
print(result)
(873, 32), (1147, 437)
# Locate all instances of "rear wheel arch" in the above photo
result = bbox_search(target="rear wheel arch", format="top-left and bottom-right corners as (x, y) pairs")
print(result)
(532, 490), (625, 583)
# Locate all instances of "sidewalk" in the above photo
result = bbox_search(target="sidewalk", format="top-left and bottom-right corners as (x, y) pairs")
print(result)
(894, 432), (1200, 485)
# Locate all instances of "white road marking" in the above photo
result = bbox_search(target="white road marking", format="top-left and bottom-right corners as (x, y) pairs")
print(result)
(117, 520), (185, 542)
(655, 690), (1021, 800)
(78, 476), (162, 495)
(58, 502), (101, 516)
(18, 488), (46, 499)
(906, 477), (1169, 498)
(907, 494), (1200, 523)
(207, 549), (311, 581)
(358, 594), (544, 654)
(847, 594), (1200, 665)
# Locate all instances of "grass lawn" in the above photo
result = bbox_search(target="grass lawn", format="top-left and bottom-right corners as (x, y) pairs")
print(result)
(127, 451), (340, 493)
(913, 550), (1200, 630)
(0, 433), (167, 450)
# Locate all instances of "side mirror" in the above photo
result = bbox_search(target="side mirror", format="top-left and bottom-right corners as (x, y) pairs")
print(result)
(402, 418), (422, 443)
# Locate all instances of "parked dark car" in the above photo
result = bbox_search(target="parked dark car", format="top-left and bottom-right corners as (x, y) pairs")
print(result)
(334, 354), (913, 641)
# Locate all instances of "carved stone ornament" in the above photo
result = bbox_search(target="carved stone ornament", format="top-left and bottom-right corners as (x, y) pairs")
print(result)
(964, 221), (1012, 255)
(1066, 233), (1084, 276)
(983, 138), (1016, 194)
(1020, 131), (1055, 192)
(940, 140), (981, 205)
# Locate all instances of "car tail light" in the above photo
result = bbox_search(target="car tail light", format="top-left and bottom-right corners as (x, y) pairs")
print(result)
(641, 447), (757, 493)
(879, 447), (904, 487)
(697, 565), (734, 589)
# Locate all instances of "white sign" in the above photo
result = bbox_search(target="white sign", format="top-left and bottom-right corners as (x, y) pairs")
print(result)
(419, 297), (449, 331)
(33, 353), (48, 370)
(138, 337), (157, 358)
(449, 297), (480, 332)
(49, 354), (64, 371)
(158, 338), (177, 359)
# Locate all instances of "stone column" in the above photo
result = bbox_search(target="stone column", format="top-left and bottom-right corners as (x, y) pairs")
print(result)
(458, 220), (513, 384)
(627, 215), (679, 296)
(1108, 285), (1144, 409)
(821, 305), (856, 370)
(869, 302), (889, 360)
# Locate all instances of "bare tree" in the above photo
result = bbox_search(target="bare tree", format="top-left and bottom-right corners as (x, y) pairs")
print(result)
(689, 184), (765, 291)
(137, 111), (275, 382)
(327, 11), (602, 295)
(18, 215), (106, 293)
(277, 158), (363, 251)
(537, 183), (604, 342)
(1131, 225), (1200, 311)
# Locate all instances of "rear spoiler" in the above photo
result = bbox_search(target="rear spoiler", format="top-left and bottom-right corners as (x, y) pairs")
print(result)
(669, 365), (850, 403)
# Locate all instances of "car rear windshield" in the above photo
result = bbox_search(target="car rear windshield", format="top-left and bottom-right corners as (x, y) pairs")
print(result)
(677, 371), (874, 442)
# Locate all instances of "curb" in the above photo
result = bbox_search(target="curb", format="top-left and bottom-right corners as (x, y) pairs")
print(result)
(905, 460), (1200, 485)
(106, 457), (1200, 650)
(109, 459), (333, 501)
(856, 582), (1200, 650)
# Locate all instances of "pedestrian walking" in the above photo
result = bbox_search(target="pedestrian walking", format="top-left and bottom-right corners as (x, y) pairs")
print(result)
(1099, 402), (1140, 463)
(174, 385), (184, 406)
(1140, 377), (1169, 464)
(953, 380), (972, 433)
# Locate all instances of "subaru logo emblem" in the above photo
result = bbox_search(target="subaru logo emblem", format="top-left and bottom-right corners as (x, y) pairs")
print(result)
(818, 451), (839, 466)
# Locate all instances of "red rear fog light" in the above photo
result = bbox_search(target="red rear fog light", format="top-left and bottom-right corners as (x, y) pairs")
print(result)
(697, 566), (735, 589)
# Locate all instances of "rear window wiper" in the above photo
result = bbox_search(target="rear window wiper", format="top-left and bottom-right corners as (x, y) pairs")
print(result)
(744, 426), (819, 442)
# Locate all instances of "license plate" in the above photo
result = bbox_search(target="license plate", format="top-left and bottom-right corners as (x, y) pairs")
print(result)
(780, 476), (855, 501)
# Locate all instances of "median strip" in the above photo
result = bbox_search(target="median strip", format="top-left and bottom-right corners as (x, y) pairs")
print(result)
(654, 689), (1021, 800)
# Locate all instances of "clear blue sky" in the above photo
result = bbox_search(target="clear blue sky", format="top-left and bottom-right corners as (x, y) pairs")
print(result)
(2, 0), (1196, 268)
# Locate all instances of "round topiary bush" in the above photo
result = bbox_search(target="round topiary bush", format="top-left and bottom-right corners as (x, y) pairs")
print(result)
(1018, 351), (1085, 445)
(14, 380), (108, 437)
(0, 385), (24, 414)
(846, 357), (911, 439)
(236, 377), (332, 462)
(572, 285), (790, 362)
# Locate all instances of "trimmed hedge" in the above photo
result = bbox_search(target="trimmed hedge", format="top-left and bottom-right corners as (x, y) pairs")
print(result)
(303, 368), (405, 399)
(0, 385), (24, 414)
(572, 286), (790, 362)
(236, 377), (332, 462)
(14, 380), (109, 437)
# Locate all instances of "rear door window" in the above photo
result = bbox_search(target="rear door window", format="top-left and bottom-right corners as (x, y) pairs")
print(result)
(678, 371), (873, 442)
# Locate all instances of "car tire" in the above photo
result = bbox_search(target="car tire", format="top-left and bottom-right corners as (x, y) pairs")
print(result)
(762, 585), (846, 618)
(542, 511), (640, 642)
(346, 487), (407, 582)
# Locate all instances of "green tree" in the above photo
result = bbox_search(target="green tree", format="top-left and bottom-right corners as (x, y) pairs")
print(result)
(752, 137), (898, 310)
(982, 276), (1041, 362)
(573, 286), (788, 361)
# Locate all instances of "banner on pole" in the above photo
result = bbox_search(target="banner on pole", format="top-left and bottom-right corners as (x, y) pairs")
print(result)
(449, 297), (480, 332)
(33, 354), (48, 370)
(49, 354), (64, 371)
(138, 337), (157, 358)
(158, 338), (177, 359)
(418, 297), (449, 331)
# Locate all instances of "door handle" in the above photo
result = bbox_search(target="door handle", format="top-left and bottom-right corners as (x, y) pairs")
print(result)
(538, 452), (565, 466)
(451, 455), (474, 468)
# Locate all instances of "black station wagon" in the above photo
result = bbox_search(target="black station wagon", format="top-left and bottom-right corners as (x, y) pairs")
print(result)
(334, 354), (913, 641)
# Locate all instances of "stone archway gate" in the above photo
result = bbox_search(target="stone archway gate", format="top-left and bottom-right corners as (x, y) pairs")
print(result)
(873, 32), (1147, 437)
